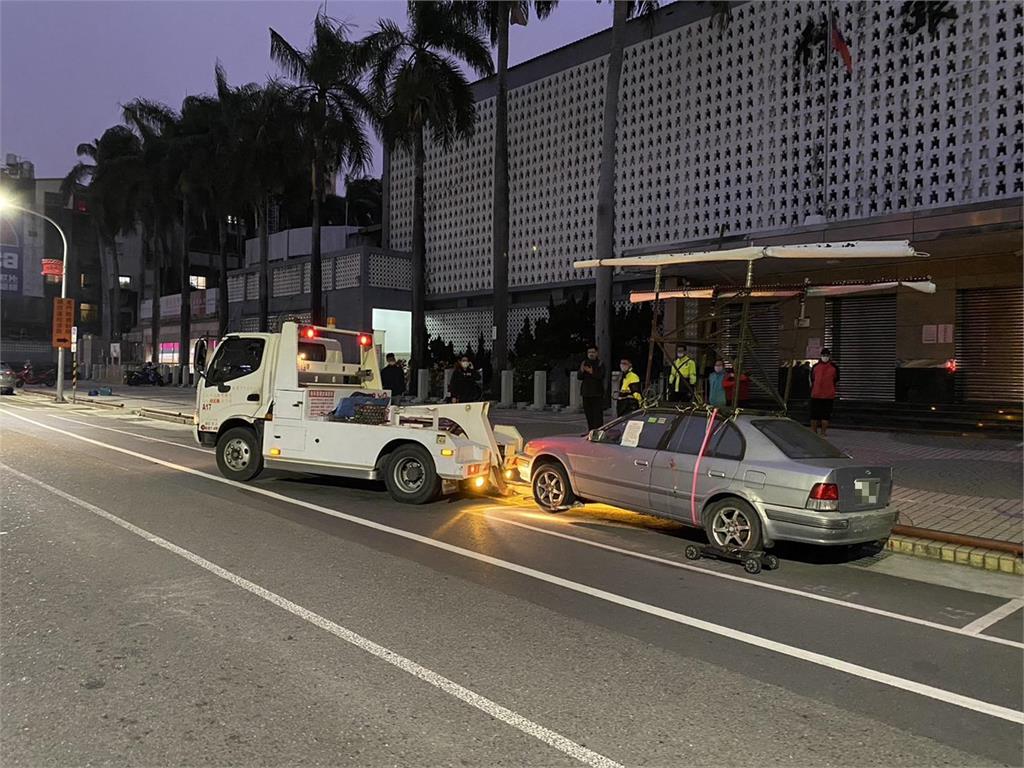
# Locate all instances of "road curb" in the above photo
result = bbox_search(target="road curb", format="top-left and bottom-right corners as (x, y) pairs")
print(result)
(135, 407), (194, 425)
(886, 534), (1023, 575)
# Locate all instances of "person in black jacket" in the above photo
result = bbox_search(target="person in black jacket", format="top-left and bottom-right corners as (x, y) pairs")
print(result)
(579, 345), (606, 431)
(380, 353), (406, 397)
(448, 356), (481, 403)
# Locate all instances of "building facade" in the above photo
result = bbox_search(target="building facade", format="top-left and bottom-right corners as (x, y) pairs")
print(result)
(388, 0), (1023, 404)
(0, 155), (144, 365)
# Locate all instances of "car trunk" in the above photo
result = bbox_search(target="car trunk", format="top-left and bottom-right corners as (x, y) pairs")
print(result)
(802, 460), (893, 511)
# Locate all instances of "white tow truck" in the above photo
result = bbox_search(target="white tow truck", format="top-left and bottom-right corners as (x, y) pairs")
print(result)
(193, 322), (522, 504)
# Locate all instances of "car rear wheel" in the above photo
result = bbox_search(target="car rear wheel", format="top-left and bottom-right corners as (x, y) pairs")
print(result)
(532, 461), (576, 513)
(704, 498), (762, 551)
(384, 444), (441, 505)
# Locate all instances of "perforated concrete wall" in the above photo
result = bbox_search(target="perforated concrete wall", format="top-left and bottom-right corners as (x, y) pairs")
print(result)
(391, 0), (1022, 300)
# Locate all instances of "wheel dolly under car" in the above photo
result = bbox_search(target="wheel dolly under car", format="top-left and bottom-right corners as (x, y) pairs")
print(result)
(684, 543), (779, 574)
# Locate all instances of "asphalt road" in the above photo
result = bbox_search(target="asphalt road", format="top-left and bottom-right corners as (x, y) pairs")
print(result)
(1, 395), (1022, 767)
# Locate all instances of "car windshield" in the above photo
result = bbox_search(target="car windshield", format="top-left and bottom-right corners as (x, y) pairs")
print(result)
(752, 419), (846, 459)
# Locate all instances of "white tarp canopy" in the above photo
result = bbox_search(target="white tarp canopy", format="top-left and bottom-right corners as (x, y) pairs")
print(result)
(629, 279), (937, 304)
(575, 240), (922, 270)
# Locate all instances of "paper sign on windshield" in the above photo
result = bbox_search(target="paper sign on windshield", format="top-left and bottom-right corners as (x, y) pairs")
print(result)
(621, 420), (644, 448)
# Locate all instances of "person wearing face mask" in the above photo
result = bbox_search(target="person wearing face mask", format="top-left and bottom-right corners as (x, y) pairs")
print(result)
(667, 345), (698, 402)
(579, 345), (607, 431)
(615, 357), (643, 416)
(707, 358), (728, 407)
(448, 356), (481, 403)
(810, 348), (840, 436)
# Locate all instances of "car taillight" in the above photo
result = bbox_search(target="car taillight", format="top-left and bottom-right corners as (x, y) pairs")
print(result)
(807, 482), (839, 511)
(809, 483), (839, 500)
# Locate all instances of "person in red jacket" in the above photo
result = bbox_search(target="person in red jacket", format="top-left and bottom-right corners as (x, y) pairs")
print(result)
(810, 348), (840, 436)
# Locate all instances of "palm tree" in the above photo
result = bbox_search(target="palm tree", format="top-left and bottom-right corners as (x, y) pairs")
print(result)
(61, 126), (142, 351)
(456, 1), (558, 375)
(228, 79), (305, 331)
(362, 1), (493, 376)
(122, 98), (201, 374)
(270, 13), (372, 326)
(594, 0), (658, 386)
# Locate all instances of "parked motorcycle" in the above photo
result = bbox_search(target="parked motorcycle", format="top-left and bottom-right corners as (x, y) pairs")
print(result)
(124, 364), (165, 386)
(14, 363), (56, 387)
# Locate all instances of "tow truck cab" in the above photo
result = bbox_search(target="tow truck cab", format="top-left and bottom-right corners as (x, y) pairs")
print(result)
(193, 322), (521, 503)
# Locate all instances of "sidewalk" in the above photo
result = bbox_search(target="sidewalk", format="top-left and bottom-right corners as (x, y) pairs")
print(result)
(22, 385), (1022, 549)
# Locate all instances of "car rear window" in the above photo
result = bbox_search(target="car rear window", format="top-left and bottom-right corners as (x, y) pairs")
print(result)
(752, 419), (846, 459)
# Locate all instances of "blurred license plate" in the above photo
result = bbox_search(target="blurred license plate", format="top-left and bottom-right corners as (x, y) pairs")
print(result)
(855, 478), (880, 505)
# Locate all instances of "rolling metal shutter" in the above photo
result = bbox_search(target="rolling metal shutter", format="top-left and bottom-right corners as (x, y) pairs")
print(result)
(827, 295), (897, 402)
(721, 303), (781, 394)
(955, 288), (1024, 403)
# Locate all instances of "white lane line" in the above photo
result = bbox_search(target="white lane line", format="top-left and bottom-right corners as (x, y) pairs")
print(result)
(960, 599), (1024, 636)
(2, 463), (623, 768)
(7, 404), (1021, 650)
(12, 405), (209, 454)
(470, 507), (1024, 651)
(3, 406), (1023, 725)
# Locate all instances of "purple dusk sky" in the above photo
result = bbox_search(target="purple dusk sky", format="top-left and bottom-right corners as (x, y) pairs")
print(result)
(1, 0), (612, 185)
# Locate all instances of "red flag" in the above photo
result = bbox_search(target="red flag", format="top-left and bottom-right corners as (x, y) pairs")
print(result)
(831, 16), (853, 74)
(510, 3), (528, 26)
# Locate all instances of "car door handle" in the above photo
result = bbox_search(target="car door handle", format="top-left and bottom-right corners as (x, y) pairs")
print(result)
(247, 393), (260, 402)
(634, 459), (649, 467)
(292, 401), (302, 407)
(707, 470), (726, 478)
(217, 383), (231, 393)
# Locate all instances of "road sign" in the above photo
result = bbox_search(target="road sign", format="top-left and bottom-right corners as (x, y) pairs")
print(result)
(52, 297), (74, 349)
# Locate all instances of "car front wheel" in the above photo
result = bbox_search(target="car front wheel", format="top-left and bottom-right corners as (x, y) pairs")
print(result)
(531, 461), (576, 513)
(704, 497), (763, 551)
(216, 426), (264, 482)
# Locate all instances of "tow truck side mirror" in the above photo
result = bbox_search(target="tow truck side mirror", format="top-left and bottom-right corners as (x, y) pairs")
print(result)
(194, 338), (207, 377)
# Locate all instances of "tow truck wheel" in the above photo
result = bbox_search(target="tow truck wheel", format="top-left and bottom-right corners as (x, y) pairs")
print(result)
(385, 444), (441, 504)
(216, 426), (264, 482)
(531, 461), (576, 513)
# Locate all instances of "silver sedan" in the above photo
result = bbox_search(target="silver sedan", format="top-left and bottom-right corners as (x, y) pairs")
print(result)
(518, 408), (897, 551)
(0, 363), (15, 395)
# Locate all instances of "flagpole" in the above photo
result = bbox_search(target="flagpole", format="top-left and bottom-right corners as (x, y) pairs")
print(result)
(823, 1), (833, 220)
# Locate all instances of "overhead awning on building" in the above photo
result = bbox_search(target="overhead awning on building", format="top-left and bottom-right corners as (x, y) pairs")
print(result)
(629, 278), (937, 303)
(575, 240), (923, 270)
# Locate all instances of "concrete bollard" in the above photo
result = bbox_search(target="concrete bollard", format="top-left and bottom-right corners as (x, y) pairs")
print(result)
(415, 368), (430, 403)
(566, 371), (581, 413)
(529, 370), (547, 411)
(610, 371), (622, 411)
(499, 369), (514, 407)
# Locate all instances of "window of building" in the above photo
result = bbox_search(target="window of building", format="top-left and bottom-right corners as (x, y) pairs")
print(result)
(79, 303), (98, 322)
(80, 274), (94, 289)
(189, 275), (207, 290)
(119, 275), (132, 288)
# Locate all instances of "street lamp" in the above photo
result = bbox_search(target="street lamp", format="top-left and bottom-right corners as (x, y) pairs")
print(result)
(0, 195), (71, 402)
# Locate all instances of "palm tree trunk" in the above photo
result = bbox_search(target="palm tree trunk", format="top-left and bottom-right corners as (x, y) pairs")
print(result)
(109, 237), (122, 343)
(310, 150), (324, 326)
(179, 197), (191, 377)
(95, 230), (112, 354)
(411, 126), (427, 379)
(258, 198), (270, 332)
(381, 139), (392, 249)
(595, 0), (629, 385)
(152, 235), (164, 365)
(217, 215), (229, 338)
(491, 8), (511, 375)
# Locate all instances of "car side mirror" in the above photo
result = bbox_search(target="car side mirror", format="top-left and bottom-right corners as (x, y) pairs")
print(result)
(589, 429), (603, 443)
(194, 338), (207, 377)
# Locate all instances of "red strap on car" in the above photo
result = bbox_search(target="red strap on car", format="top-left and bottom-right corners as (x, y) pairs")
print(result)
(690, 408), (719, 525)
